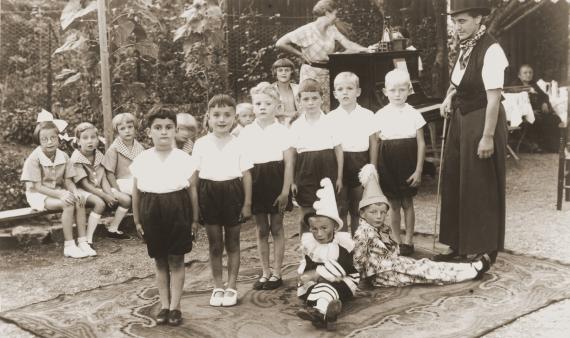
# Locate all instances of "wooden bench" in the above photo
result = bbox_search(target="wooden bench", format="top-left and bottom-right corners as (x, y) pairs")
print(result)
(0, 208), (59, 228)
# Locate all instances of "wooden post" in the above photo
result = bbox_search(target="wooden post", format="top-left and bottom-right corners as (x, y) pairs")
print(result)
(96, 0), (113, 150)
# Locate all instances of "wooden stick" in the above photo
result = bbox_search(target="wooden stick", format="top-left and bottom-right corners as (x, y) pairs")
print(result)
(433, 116), (448, 249)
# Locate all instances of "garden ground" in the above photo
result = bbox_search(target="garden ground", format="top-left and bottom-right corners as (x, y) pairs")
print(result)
(0, 153), (569, 337)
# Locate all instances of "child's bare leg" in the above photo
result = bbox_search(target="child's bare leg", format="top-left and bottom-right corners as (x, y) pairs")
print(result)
(299, 207), (314, 235)
(389, 198), (402, 244)
(349, 186), (364, 235)
(45, 198), (74, 241)
(205, 225), (225, 289)
(338, 186), (349, 231)
(254, 214), (271, 278)
(154, 257), (171, 310)
(167, 254), (185, 310)
(402, 197), (415, 245)
(269, 213), (285, 277)
(75, 205), (87, 238)
(225, 225), (241, 290)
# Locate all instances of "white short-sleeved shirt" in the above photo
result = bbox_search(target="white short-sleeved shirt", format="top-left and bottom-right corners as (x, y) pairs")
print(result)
(130, 148), (196, 193)
(21, 147), (74, 190)
(193, 133), (253, 181)
(328, 104), (376, 152)
(451, 43), (509, 89)
(290, 112), (341, 153)
(374, 103), (426, 140)
(239, 119), (292, 164)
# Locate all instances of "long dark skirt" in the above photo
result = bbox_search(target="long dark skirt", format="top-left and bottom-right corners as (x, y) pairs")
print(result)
(439, 106), (507, 255)
(377, 138), (418, 199)
(295, 149), (338, 207)
(139, 189), (193, 258)
(251, 160), (293, 214)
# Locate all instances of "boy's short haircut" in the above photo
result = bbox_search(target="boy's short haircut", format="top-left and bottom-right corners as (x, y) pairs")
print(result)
(334, 72), (360, 88)
(33, 121), (59, 144)
(297, 78), (323, 98)
(208, 94), (236, 111)
(312, 0), (336, 17)
(146, 108), (177, 127)
(176, 112), (198, 128)
(271, 58), (296, 78)
(112, 113), (136, 132)
(236, 102), (254, 115)
(384, 69), (412, 88)
(250, 82), (281, 103)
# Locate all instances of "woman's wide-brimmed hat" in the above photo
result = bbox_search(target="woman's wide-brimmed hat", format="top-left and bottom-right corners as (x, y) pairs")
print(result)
(447, 0), (491, 16)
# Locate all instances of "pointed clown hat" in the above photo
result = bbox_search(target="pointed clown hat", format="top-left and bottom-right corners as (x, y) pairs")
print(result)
(303, 178), (343, 229)
(37, 109), (68, 133)
(359, 164), (389, 210)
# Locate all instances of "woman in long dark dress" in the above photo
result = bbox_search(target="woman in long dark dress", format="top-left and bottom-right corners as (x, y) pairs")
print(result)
(435, 0), (509, 262)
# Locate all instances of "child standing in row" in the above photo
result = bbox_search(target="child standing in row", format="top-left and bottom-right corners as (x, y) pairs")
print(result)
(193, 94), (253, 307)
(328, 72), (377, 235)
(353, 164), (492, 287)
(291, 79), (343, 234)
(21, 115), (90, 258)
(375, 69), (426, 256)
(102, 113), (145, 238)
(175, 112), (199, 154)
(240, 82), (294, 290)
(131, 108), (198, 326)
(231, 102), (254, 137)
(271, 58), (299, 126)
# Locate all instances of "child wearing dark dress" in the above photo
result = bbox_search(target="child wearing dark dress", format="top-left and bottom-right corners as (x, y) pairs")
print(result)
(374, 69), (426, 256)
(239, 82), (294, 290)
(131, 108), (199, 326)
(296, 178), (359, 331)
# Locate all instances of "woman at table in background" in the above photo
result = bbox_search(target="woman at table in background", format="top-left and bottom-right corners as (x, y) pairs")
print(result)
(510, 64), (561, 153)
(275, 0), (368, 112)
(435, 0), (508, 263)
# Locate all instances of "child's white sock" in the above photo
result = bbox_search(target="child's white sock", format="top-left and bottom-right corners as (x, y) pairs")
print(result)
(86, 212), (102, 244)
(108, 206), (129, 233)
(64, 239), (76, 247)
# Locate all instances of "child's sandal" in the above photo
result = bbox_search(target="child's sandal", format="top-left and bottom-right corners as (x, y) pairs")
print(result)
(253, 275), (269, 290)
(222, 288), (238, 307)
(209, 288), (225, 307)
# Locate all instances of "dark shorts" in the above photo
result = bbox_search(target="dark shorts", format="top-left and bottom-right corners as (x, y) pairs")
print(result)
(343, 151), (369, 188)
(139, 189), (193, 258)
(377, 138), (418, 199)
(295, 149), (338, 207)
(251, 161), (293, 214)
(199, 178), (244, 227)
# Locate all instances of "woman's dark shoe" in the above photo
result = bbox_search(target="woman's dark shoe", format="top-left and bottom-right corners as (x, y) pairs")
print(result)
(399, 244), (414, 256)
(433, 249), (460, 262)
(474, 253), (492, 280)
(168, 309), (182, 326)
(253, 275), (269, 290)
(155, 308), (169, 325)
(263, 275), (283, 290)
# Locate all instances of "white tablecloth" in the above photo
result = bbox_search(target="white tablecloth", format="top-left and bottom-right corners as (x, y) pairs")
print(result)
(502, 92), (535, 128)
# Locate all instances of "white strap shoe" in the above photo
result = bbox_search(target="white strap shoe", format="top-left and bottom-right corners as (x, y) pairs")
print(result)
(209, 288), (225, 307)
(64, 244), (88, 258)
(78, 242), (97, 256)
(222, 288), (238, 307)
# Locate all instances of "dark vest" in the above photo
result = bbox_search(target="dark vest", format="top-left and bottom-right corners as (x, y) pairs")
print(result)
(451, 33), (499, 114)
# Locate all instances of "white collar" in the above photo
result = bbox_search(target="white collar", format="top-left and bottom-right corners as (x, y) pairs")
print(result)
(70, 149), (104, 166)
(111, 138), (144, 161)
(301, 232), (354, 263)
(34, 147), (67, 167)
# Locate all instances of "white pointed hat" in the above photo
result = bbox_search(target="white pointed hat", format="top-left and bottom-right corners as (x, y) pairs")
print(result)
(37, 109), (68, 132)
(304, 178), (343, 228)
(359, 164), (389, 210)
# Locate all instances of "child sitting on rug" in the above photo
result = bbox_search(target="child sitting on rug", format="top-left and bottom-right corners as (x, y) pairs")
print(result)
(131, 108), (199, 326)
(296, 178), (359, 331)
(231, 102), (255, 137)
(175, 112), (199, 154)
(239, 82), (294, 290)
(373, 69), (426, 256)
(21, 111), (90, 258)
(102, 113), (145, 238)
(290, 79), (343, 235)
(193, 94), (253, 307)
(328, 72), (377, 235)
(353, 164), (492, 287)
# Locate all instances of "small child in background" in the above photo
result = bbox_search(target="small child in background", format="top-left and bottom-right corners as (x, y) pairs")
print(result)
(328, 72), (377, 235)
(290, 79), (343, 235)
(271, 58), (299, 126)
(353, 164), (492, 287)
(240, 82), (294, 290)
(71, 123), (127, 247)
(231, 102), (254, 137)
(102, 113), (145, 238)
(193, 94), (253, 307)
(21, 114), (90, 258)
(131, 108), (198, 326)
(374, 69), (426, 256)
(175, 112), (199, 154)
(296, 178), (359, 331)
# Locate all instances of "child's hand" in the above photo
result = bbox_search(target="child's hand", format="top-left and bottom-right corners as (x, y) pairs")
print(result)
(335, 178), (343, 194)
(240, 204), (252, 222)
(135, 223), (144, 238)
(59, 190), (76, 206)
(273, 193), (289, 213)
(299, 270), (319, 284)
(74, 191), (86, 208)
(406, 171), (422, 187)
(191, 221), (200, 241)
(110, 188), (121, 199)
(291, 183), (298, 197)
(103, 193), (118, 207)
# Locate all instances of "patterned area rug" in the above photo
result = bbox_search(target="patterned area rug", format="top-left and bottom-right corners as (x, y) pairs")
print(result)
(2, 234), (570, 338)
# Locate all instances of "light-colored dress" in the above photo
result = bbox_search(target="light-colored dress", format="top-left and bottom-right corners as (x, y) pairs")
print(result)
(353, 219), (478, 287)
